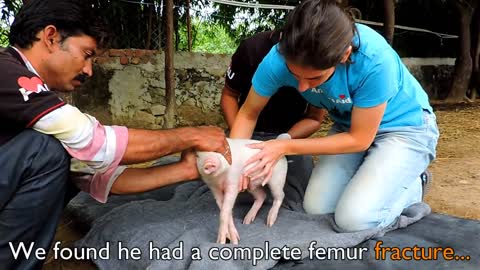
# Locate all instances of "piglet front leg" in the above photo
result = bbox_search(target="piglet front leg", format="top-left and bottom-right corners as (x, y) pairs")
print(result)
(209, 185), (239, 243)
(217, 183), (240, 244)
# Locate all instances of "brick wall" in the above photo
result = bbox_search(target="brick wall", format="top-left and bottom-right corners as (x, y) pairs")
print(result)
(93, 49), (159, 66)
(0, 47), (457, 129)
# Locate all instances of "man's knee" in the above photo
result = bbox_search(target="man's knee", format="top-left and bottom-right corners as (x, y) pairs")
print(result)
(15, 130), (70, 173)
(28, 130), (69, 165)
(0, 130), (70, 196)
(9, 130), (70, 193)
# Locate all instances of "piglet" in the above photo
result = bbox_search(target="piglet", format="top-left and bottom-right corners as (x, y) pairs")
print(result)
(196, 138), (288, 244)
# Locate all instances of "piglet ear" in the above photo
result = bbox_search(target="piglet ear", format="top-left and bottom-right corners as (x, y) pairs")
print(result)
(203, 161), (218, 175)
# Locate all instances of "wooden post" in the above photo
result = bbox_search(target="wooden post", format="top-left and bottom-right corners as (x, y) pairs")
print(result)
(146, 0), (153, 50)
(383, 0), (395, 45)
(448, 0), (475, 102)
(164, 0), (176, 128)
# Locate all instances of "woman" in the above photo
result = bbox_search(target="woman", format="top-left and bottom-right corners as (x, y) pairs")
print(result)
(229, 0), (439, 232)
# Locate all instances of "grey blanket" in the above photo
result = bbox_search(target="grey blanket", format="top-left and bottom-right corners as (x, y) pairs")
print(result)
(275, 213), (480, 270)
(74, 180), (431, 270)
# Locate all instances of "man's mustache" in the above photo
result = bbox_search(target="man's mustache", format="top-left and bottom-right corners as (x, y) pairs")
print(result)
(74, 73), (88, 83)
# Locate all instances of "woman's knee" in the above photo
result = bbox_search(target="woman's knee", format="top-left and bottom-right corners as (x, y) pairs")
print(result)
(303, 178), (337, 215)
(303, 166), (351, 215)
(334, 195), (393, 232)
(334, 205), (375, 232)
(303, 195), (334, 214)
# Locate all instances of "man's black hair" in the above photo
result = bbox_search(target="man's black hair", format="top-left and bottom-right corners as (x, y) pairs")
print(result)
(9, 0), (106, 48)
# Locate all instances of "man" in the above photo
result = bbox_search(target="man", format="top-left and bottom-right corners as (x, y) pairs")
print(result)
(221, 30), (326, 140)
(0, 1), (230, 269)
(221, 31), (327, 202)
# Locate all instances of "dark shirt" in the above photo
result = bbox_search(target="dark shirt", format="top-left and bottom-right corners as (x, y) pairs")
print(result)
(0, 47), (65, 146)
(225, 31), (308, 134)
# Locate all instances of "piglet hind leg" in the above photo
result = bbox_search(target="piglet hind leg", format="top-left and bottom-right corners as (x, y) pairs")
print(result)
(243, 187), (267, 224)
(266, 186), (285, 227)
(266, 165), (287, 227)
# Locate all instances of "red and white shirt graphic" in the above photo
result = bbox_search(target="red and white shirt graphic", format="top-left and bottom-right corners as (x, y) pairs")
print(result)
(17, 75), (49, 101)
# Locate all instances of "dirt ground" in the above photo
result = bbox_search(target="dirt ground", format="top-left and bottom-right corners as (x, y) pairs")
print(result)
(43, 103), (480, 269)
(424, 102), (480, 220)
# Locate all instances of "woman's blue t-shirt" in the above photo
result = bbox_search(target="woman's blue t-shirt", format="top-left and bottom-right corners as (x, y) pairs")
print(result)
(252, 23), (432, 129)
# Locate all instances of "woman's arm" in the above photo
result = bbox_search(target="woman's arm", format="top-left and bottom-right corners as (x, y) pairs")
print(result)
(283, 103), (386, 155)
(244, 103), (386, 182)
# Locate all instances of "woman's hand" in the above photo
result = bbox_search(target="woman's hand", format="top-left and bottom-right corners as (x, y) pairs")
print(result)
(242, 139), (288, 186)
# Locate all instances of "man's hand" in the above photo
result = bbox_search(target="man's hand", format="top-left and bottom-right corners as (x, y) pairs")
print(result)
(180, 149), (200, 180)
(193, 126), (232, 165)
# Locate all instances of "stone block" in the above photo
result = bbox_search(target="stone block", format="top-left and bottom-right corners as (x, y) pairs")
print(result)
(134, 110), (157, 125)
(131, 57), (140, 65)
(151, 104), (166, 116)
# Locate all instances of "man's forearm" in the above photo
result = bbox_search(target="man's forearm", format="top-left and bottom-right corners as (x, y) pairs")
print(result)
(220, 85), (241, 129)
(121, 127), (200, 164)
(287, 107), (327, 139)
(111, 160), (198, 194)
(287, 118), (323, 139)
(221, 96), (240, 129)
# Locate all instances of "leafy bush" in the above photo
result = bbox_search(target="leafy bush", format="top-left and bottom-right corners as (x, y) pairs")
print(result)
(178, 19), (237, 54)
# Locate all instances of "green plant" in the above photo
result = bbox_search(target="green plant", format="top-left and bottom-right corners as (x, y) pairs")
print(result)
(178, 19), (237, 54)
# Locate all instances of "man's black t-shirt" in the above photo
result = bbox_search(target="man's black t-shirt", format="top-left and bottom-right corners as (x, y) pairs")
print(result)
(225, 31), (308, 134)
(0, 47), (65, 146)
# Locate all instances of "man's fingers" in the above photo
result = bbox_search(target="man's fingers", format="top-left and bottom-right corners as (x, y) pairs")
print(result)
(223, 139), (232, 164)
(209, 135), (230, 164)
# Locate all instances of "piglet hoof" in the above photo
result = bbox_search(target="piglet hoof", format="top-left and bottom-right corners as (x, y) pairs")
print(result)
(217, 228), (228, 244)
(217, 217), (240, 244)
(220, 230), (239, 244)
(266, 210), (279, 227)
(228, 218), (240, 244)
(242, 212), (257, 225)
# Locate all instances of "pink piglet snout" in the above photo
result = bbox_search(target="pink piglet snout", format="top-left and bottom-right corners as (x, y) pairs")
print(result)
(202, 158), (220, 175)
